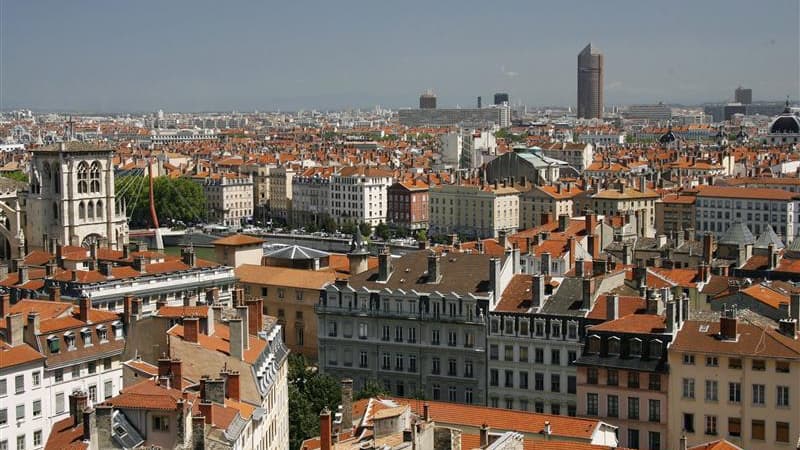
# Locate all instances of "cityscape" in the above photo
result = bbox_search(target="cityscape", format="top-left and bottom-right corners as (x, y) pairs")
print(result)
(1, 2), (800, 450)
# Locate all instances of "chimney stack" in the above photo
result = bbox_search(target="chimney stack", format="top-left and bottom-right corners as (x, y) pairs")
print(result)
(199, 401), (214, 425)
(702, 233), (713, 265)
(49, 285), (61, 302)
(378, 247), (392, 282)
(606, 294), (619, 321)
(183, 317), (200, 343)
(237, 305), (250, 350)
(69, 390), (88, 428)
(585, 212), (597, 235)
(588, 234), (600, 260)
(79, 297), (91, 322)
(567, 236), (576, 269)
(320, 408), (333, 450)
(423, 403), (430, 422)
(558, 214), (569, 232)
(245, 299), (263, 335)
(582, 277), (594, 310)
(480, 423), (490, 447)
(427, 251), (441, 283)
(531, 274), (544, 309)
(170, 358), (183, 390)
(720, 308), (738, 340)
(229, 318), (245, 360)
(224, 370), (240, 401)
(340, 378), (353, 431)
(5, 314), (24, 347)
(0, 293), (10, 318)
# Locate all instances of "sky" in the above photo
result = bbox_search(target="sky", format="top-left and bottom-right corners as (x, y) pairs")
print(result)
(1, 0), (798, 112)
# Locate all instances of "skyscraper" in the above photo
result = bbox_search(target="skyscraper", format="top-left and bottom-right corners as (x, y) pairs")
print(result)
(577, 43), (604, 119)
(419, 90), (437, 109)
(494, 93), (509, 105)
(735, 86), (752, 104)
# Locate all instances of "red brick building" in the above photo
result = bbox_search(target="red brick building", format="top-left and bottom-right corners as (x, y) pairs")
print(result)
(387, 180), (429, 231)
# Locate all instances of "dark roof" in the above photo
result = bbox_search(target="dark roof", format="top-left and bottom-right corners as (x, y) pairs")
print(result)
(539, 277), (587, 317)
(718, 222), (755, 246)
(769, 114), (800, 134)
(346, 251), (493, 295)
(753, 224), (784, 249)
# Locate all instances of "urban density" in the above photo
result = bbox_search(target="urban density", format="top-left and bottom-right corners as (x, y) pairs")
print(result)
(1, 3), (799, 450)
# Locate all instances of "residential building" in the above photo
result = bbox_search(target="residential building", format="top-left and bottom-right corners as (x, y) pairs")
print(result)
(519, 183), (583, 229)
(317, 250), (514, 404)
(241, 162), (272, 222)
(589, 179), (659, 238)
(694, 186), (798, 243)
(398, 105), (510, 128)
(329, 166), (393, 227)
(268, 166), (295, 222)
(577, 43), (604, 119)
(734, 87), (752, 105)
(625, 104), (672, 122)
(196, 173), (254, 227)
(213, 234), (265, 268)
(655, 193), (696, 235)
(429, 182), (522, 239)
(668, 310), (800, 450)
(387, 180), (429, 231)
(538, 142), (594, 172)
(291, 167), (332, 228)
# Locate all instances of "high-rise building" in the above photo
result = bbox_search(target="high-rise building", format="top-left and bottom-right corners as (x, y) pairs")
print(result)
(577, 43), (604, 119)
(735, 86), (752, 104)
(494, 92), (509, 105)
(419, 90), (437, 109)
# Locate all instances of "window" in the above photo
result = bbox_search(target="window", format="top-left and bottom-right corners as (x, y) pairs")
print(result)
(777, 385), (789, 407)
(729, 382), (741, 403)
(705, 356), (718, 367)
(489, 344), (498, 360)
(328, 321), (337, 337)
(152, 415), (170, 432)
(587, 368), (598, 384)
(32, 372), (40, 387)
(627, 429), (639, 450)
(88, 361), (96, 374)
(395, 326), (403, 342)
(88, 385), (97, 403)
(489, 369), (498, 386)
(728, 417), (741, 437)
(535, 373), (544, 391)
(463, 360), (471, 377)
(16, 436), (24, 450)
(607, 369), (618, 386)
(551, 349), (560, 365)
(359, 351), (368, 368)
(551, 374), (560, 392)
(464, 388), (473, 404)
(517, 371), (528, 389)
(752, 384), (765, 405)
(55, 393), (65, 414)
(628, 371), (640, 389)
(14, 375), (23, 394)
(608, 337), (620, 355)
(776, 421), (790, 443)
(534, 348), (544, 363)
(504, 370), (513, 388)
(648, 399), (660, 422)
(752, 359), (765, 371)
(448, 331), (457, 347)
(776, 361), (790, 373)
(504, 345), (513, 361)
(0, 379), (5, 396)
(607, 395), (619, 417)
(519, 346), (528, 362)
(567, 376), (576, 394)
(587, 335), (600, 354)
(15, 404), (24, 420)
(432, 384), (440, 400)
(683, 353), (695, 365)
(704, 415), (717, 435)
(567, 350), (576, 365)
(648, 374), (661, 391)
(648, 431), (661, 450)
(448, 387), (456, 402)
(396, 354), (404, 371)
(104, 381), (113, 399)
(358, 323), (368, 339)
(277, 288), (285, 299)
(382, 326), (390, 341)
(705, 380), (718, 402)
(72, 365), (81, 378)
(682, 378), (695, 399)
(432, 358), (440, 375)
(586, 393), (598, 416)
(33, 431), (41, 448)
(464, 332), (473, 347)
(751, 420), (765, 440)
(728, 358), (741, 369)
(683, 413), (695, 433)
(0, 409), (5, 426)
(32, 400), (41, 417)
(629, 338), (642, 357)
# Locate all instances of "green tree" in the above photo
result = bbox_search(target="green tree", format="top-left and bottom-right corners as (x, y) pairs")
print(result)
(1, 171), (28, 184)
(354, 379), (388, 401)
(115, 176), (207, 227)
(358, 221), (372, 238)
(320, 215), (338, 233)
(340, 221), (357, 235)
(287, 355), (342, 450)
(415, 229), (427, 242)
(375, 222), (391, 241)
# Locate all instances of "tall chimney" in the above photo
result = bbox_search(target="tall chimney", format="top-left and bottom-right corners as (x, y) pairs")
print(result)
(585, 212), (597, 235)
(567, 236), (576, 269)
(378, 247), (392, 282)
(480, 423), (490, 447)
(532, 274), (544, 309)
(229, 318), (244, 360)
(541, 252), (551, 276)
(340, 378), (353, 431)
(79, 297), (91, 322)
(236, 306), (250, 350)
(170, 358), (183, 390)
(0, 293), (10, 318)
(225, 370), (240, 401)
(427, 251), (441, 283)
(575, 257), (584, 278)
(588, 234), (600, 260)
(582, 277), (594, 310)
(606, 294), (619, 321)
(720, 308), (737, 340)
(245, 299), (263, 335)
(558, 214), (569, 232)
(49, 285), (61, 302)
(702, 233), (713, 265)
(320, 408), (333, 450)
(183, 317), (200, 343)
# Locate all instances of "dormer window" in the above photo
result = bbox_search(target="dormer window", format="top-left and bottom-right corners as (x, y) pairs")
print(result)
(587, 335), (601, 354)
(81, 328), (92, 347)
(649, 339), (663, 359)
(96, 325), (108, 342)
(608, 336), (621, 356)
(490, 318), (500, 334)
(47, 336), (60, 354)
(519, 319), (529, 336)
(504, 318), (515, 335)
(112, 321), (123, 339)
(551, 321), (561, 338)
(629, 338), (642, 357)
(534, 319), (545, 337)
(567, 321), (578, 340)
(64, 332), (76, 351)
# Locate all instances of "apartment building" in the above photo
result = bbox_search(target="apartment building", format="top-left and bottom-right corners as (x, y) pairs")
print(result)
(317, 250), (514, 404)
(291, 167), (332, 228)
(538, 142), (594, 172)
(241, 162), (272, 220)
(575, 289), (686, 450)
(387, 180), (429, 231)
(519, 183), (583, 229)
(198, 173), (254, 227)
(268, 166), (295, 222)
(655, 193), (696, 235)
(590, 179), (659, 238)
(329, 166), (393, 227)
(429, 182), (522, 239)
(668, 310), (800, 450)
(695, 186), (798, 243)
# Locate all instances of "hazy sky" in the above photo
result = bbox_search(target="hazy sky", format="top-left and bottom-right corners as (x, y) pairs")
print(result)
(1, 0), (798, 112)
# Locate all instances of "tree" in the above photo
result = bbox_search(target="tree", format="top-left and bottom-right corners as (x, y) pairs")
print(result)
(340, 221), (357, 235)
(1, 171), (28, 184)
(320, 215), (338, 233)
(115, 176), (207, 227)
(415, 229), (427, 242)
(354, 379), (388, 401)
(358, 221), (372, 238)
(288, 354), (342, 450)
(375, 222), (391, 241)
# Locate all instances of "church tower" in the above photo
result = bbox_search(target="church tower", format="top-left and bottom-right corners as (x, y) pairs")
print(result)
(25, 142), (128, 250)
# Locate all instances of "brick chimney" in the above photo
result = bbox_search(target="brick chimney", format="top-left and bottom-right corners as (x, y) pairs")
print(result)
(132, 255), (146, 273)
(588, 234), (600, 260)
(79, 297), (91, 322)
(69, 390), (88, 428)
(702, 233), (713, 265)
(340, 378), (353, 431)
(5, 313), (23, 347)
(606, 294), (619, 321)
(480, 423), (490, 447)
(567, 236), (576, 269)
(183, 317), (200, 343)
(720, 308), (738, 340)
(320, 408), (332, 450)
(585, 212), (597, 235)
(49, 285), (61, 302)
(199, 401), (214, 425)
(224, 370), (240, 401)
(245, 299), (263, 335)
(170, 358), (184, 390)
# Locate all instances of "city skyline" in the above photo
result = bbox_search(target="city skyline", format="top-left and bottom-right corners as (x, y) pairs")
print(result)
(1, 0), (799, 112)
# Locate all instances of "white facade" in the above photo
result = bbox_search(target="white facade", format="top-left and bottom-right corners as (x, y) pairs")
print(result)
(291, 173), (331, 224)
(429, 184), (520, 239)
(0, 359), (47, 450)
(329, 168), (393, 227)
(200, 174), (254, 227)
(695, 190), (797, 243)
(268, 167), (295, 221)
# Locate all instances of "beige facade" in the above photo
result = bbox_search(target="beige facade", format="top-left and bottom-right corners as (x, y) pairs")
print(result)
(429, 183), (521, 239)
(200, 174), (254, 227)
(268, 166), (294, 221)
(519, 184), (582, 229)
(590, 184), (659, 238)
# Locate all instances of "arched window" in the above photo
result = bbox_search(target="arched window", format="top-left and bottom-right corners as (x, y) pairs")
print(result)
(77, 162), (88, 194)
(78, 201), (85, 220)
(96, 200), (103, 218)
(87, 201), (94, 219)
(89, 162), (101, 193)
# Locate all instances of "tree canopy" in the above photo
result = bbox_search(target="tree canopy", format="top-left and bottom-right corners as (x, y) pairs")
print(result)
(1, 171), (28, 183)
(115, 175), (207, 227)
(288, 355), (342, 450)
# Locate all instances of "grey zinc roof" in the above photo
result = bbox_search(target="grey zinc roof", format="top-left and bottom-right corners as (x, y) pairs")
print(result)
(112, 410), (145, 449)
(754, 225), (785, 249)
(719, 222), (755, 246)
(263, 244), (330, 260)
(539, 277), (587, 317)
(516, 149), (569, 168)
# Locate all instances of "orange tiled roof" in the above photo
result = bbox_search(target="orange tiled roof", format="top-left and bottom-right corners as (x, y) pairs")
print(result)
(589, 314), (666, 334)
(212, 234), (265, 246)
(0, 339), (45, 369)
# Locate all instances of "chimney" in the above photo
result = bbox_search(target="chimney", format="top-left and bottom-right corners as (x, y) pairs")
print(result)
(791, 294), (800, 323)
(498, 230), (508, 248)
(122, 243), (130, 259)
(585, 212), (597, 235)
(422, 403), (430, 422)
(606, 294), (619, 321)
(532, 274), (544, 309)
(480, 423), (490, 447)
(340, 378), (353, 430)
(225, 370), (240, 401)
(427, 251), (441, 283)
(558, 214), (569, 232)
(544, 421), (552, 438)
(69, 390), (88, 428)
(489, 257), (500, 296)
(702, 233), (713, 265)
(541, 252), (551, 276)
(5, 314), (23, 347)
(192, 416), (207, 449)
(575, 257), (584, 278)
(199, 401), (214, 425)
(666, 300), (676, 333)
(768, 243), (779, 270)
(720, 308), (738, 340)
(567, 236), (576, 269)
(778, 318), (798, 338)
(45, 262), (57, 278)
(203, 377), (226, 404)
(49, 285), (61, 302)
(205, 287), (220, 305)
(0, 293), (9, 318)
(697, 262), (710, 283)
(79, 297), (91, 322)
(634, 266), (647, 290)
(592, 258), (606, 277)
(320, 408), (333, 450)
(622, 242), (632, 265)
(679, 434), (688, 450)
(476, 240), (485, 254)
(184, 317), (200, 343)
(55, 244), (64, 268)
(378, 247), (392, 282)
(181, 246), (197, 267)
(17, 264), (29, 285)
(246, 299), (263, 335)
(170, 358), (183, 390)
(95, 405), (114, 450)
(27, 312), (40, 336)
(8, 258), (19, 273)
(540, 212), (552, 226)
(82, 407), (96, 443)
(99, 260), (113, 277)
(581, 277), (594, 309)
(229, 318), (244, 360)
(588, 234), (600, 260)
(237, 306), (250, 350)
(132, 255), (146, 273)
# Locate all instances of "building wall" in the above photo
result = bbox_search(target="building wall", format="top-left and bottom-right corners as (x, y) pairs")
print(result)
(215, 245), (263, 268)
(695, 195), (795, 243)
(655, 200), (695, 235)
(667, 350), (799, 450)
(429, 185), (519, 239)
(0, 361), (47, 450)
(329, 174), (392, 227)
